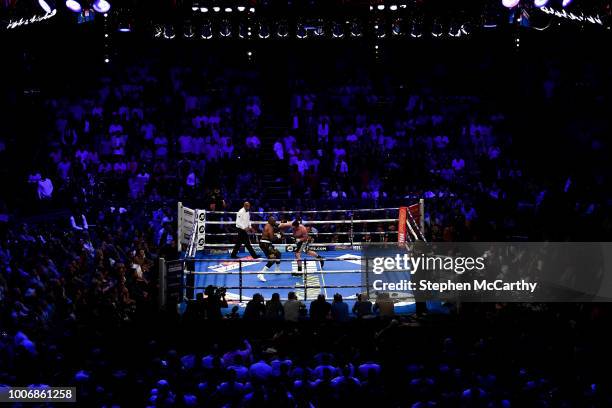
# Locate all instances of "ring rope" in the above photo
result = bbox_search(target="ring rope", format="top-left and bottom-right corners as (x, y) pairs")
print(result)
(185, 284), (366, 290)
(406, 207), (427, 242)
(406, 219), (419, 242)
(184, 269), (366, 275)
(201, 242), (358, 247)
(187, 256), (364, 262)
(203, 231), (395, 236)
(202, 218), (398, 225)
(203, 207), (401, 215)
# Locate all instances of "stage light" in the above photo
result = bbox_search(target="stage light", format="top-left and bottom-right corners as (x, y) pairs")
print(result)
(258, 22), (270, 38)
(200, 7), (208, 12)
(391, 18), (402, 36)
(224, 7), (232, 13)
(201, 21), (212, 39)
(163, 25), (175, 39)
(534, 0), (548, 6)
(276, 21), (288, 38)
(219, 19), (231, 37)
(153, 24), (163, 38)
(350, 20), (363, 37)
(213, 6), (220, 12)
(562, 0), (572, 6)
(237, 6), (245, 12)
(377, 5), (385, 10)
(93, 0), (111, 13)
(296, 23), (307, 39)
(332, 21), (344, 38)
(238, 22), (249, 38)
(432, 21), (444, 37)
(117, 15), (131, 32)
(449, 22), (462, 37)
(502, 0), (520, 8)
(184, 23), (195, 38)
(192, 6), (198, 11)
(410, 20), (422, 38)
(314, 22), (324, 37)
(65, 0), (81, 12)
(390, 5), (398, 11)
(38, 0), (53, 13)
(104, 58), (109, 63)
(249, 7), (255, 13)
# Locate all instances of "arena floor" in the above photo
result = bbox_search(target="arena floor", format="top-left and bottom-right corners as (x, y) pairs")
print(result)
(191, 248), (447, 315)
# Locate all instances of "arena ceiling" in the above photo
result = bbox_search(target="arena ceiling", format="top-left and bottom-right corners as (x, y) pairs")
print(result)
(2, 0), (611, 36)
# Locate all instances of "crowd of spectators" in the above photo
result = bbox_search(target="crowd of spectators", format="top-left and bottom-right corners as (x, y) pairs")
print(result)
(9, 49), (611, 245)
(2, 303), (612, 407)
(184, 291), (390, 324)
(22, 63), (264, 213)
(0, 41), (611, 405)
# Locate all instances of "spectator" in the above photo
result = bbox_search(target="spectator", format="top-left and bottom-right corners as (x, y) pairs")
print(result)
(373, 292), (394, 318)
(331, 293), (349, 322)
(70, 211), (89, 231)
(37, 176), (54, 200)
(273, 139), (284, 160)
(203, 285), (228, 320)
(451, 157), (465, 172)
(353, 294), (373, 318)
(283, 291), (304, 322)
(265, 293), (284, 321)
(244, 293), (266, 321)
(309, 294), (331, 322)
(246, 134), (261, 150)
(312, 354), (339, 379)
(249, 359), (273, 383)
(296, 155), (309, 176)
(332, 365), (362, 398)
(317, 117), (329, 143)
(57, 157), (71, 180)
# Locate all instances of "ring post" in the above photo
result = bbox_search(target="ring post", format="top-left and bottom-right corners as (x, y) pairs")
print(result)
(177, 202), (183, 253)
(419, 198), (425, 237)
(304, 263), (308, 301)
(365, 257), (370, 300)
(158, 257), (166, 310)
(182, 260), (187, 303)
(349, 212), (354, 246)
(239, 259), (243, 302)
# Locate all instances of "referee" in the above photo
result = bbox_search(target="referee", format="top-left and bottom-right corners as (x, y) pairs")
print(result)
(230, 201), (259, 259)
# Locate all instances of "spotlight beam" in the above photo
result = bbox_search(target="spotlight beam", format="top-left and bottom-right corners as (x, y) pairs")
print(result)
(38, 0), (53, 13)
(93, 0), (111, 13)
(65, 0), (81, 12)
(502, 0), (520, 8)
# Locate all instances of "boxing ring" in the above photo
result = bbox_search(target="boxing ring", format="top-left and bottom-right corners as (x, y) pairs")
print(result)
(181, 251), (363, 301)
(159, 201), (447, 313)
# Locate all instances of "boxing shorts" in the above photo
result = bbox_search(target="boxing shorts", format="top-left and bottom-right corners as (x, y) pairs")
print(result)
(260, 239), (281, 258)
(295, 240), (310, 253)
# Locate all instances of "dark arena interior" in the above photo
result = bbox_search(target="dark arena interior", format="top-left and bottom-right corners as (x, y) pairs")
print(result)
(2, 0), (612, 406)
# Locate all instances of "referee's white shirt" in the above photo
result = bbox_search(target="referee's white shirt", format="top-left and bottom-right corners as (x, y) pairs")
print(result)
(235, 208), (251, 230)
